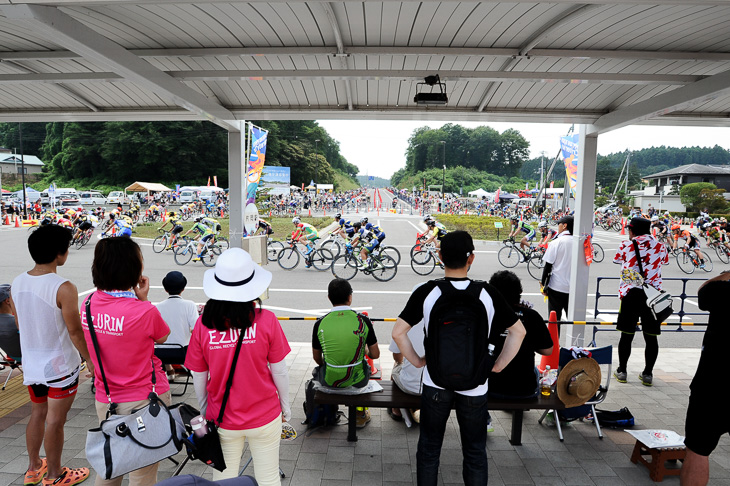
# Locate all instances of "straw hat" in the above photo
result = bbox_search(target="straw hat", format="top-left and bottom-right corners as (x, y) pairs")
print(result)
(556, 358), (601, 408)
(203, 248), (272, 302)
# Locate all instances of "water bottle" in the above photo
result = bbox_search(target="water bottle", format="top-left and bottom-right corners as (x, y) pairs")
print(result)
(540, 366), (552, 397)
(190, 415), (208, 438)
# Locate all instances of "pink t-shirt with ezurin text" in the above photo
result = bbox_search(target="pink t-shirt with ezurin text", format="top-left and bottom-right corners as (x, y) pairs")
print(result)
(185, 308), (290, 430)
(81, 292), (171, 403)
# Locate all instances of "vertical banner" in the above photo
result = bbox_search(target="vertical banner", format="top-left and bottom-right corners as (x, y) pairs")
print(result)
(213, 176), (218, 188)
(560, 134), (580, 198)
(243, 124), (268, 235)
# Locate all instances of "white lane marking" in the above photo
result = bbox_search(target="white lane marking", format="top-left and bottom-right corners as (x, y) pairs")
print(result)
(143, 286), (416, 295)
(265, 305), (326, 316)
(405, 220), (423, 232)
(78, 288), (96, 296)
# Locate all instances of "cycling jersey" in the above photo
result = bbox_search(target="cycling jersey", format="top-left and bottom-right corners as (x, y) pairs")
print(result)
(540, 229), (557, 242)
(192, 221), (214, 237)
(513, 221), (533, 234)
(168, 216), (182, 227)
(365, 223), (386, 241)
(295, 222), (319, 241)
(202, 217), (221, 232)
(676, 230), (699, 248)
(433, 222), (448, 240)
(338, 218), (352, 229)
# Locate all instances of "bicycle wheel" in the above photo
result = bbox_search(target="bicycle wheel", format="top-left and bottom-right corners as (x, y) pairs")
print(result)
(267, 241), (285, 262)
(527, 254), (545, 280)
(331, 254), (358, 280)
(174, 246), (193, 265)
(153, 234), (168, 253)
(371, 255), (398, 282)
(216, 237), (229, 250)
(715, 245), (730, 264)
(592, 243), (605, 263)
(74, 235), (85, 250)
(277, 247), (300, 270)
(319, 239), (341, 260)
(612, 221), (622, 232)
(379, 246), (401, 266)
(498, 246), (521, 268)
(676, 251), (695, 274)
(311, 248), (334, 271)
(700, 251), (713, 272)
(410, 243), (423, 259)
(411, 251), (436, 276)
(201, 245), (220, 267)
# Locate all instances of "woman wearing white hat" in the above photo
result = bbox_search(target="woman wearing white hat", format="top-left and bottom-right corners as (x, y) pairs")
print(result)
(185, 248), (291, 484)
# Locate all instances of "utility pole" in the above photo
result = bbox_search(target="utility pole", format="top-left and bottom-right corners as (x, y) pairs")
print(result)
(440, 141), (446, 199)
(19, 123), (27, 219)
(314, 138), (320, 192)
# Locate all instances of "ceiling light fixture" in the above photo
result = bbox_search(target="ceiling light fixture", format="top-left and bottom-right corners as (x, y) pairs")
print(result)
(414, 74), (448, 106)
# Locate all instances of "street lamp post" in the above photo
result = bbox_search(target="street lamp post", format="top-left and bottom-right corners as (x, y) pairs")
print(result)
(440, 141), (446, 199)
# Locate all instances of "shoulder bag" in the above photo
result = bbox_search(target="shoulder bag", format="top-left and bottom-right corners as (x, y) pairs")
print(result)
(84, 293), (190, 480)
(632, 240), (674, 323)
(184, 327), (245, 472)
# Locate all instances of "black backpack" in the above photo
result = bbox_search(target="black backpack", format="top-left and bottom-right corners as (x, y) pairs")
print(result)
(424, 279), (494, 391)
(302, 380), (341, 430)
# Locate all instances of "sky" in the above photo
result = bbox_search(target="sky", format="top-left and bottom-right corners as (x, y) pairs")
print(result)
(317, 120), (730, 180)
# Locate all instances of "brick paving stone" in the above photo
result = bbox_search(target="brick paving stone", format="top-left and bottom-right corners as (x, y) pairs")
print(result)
(496, 465), (534, 485)
(290, 467), (325, 486)
(381, 448), (411, 465)
(323, 460), (354, 480)
(353, 454), (382, 472)
(326, 446), (355, 463)
(297, 452), (327, 470)
(353, 470), (383, 485)
(382, 462), (413, 483)
(524, 457), (559, 478)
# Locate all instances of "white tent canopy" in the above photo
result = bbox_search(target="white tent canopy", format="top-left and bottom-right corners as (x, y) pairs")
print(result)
(125, 182), (172, 193)
(468, 188), (491, 198)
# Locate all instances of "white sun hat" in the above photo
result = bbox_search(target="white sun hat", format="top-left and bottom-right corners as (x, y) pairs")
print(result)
(203, 248), (272, 302)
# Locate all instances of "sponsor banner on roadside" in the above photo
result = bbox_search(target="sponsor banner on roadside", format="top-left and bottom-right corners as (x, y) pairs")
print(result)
(560, 134), (579, 198)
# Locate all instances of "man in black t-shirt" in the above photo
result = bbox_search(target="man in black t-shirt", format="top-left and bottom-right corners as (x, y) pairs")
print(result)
(392, 231), (525, 486)
(487, 271), (553, 399)
(681, 271), (730, 486)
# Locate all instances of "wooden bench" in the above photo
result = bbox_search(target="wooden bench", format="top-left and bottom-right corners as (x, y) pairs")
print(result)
(314, 381), (565, 444)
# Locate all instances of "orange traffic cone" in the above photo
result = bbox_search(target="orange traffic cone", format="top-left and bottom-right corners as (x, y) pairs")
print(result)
(3, 214), (9, 225)
(15, 215), (20, 228)
(308, 208), (311, 217)
(690, 221), (694, 228)
(538, 311), (560, 373)
(620, 218), (626, 235)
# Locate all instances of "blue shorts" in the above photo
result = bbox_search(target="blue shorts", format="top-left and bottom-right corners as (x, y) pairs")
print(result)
(202, 234), (213, 242)
(523, 229), (536, 241)
(365, 239), (380, 252)
(119, 227), (132, 238)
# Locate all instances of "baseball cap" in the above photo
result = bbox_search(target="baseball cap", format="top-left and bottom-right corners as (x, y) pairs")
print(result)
(0, 284), (10, 302)
(627, 217), (651, 236)
(156, 475), (257, 486)
(162, 271), (188, 294)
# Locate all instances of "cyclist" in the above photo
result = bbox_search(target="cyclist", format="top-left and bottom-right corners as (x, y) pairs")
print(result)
(672, 224), (705, 268)
(158, 211), (184, 250)
(706, 220), (730, 252)
(348, 222), (376, 268)
(72, 211), (95, 242)
(291, 217), (320, 261)
(508, 216), (536, 259)
(255, 218), (274, 236)
(182, 217), (215, 262)
(107, 212), (132, 238)
(149, 203), (160, 220)
(422, 215), (448, 248)
(651, 216), (670, 245)
(537, 221), (557, 247)
(331, 213), (352, 239)
(201, 216), (221, 235)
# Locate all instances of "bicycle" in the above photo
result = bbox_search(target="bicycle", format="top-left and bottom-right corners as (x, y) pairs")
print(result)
(332, 244), (397, 281)
(267, 238), (285, 262)
(319, 232), (348, 260)
(153, 229), (179, 253)
(410, 243), (444, 276)
(706, 239), (730, 264)
(277, 239), (333, 271)
(591, 242), (605, 263)
(73, 227), (94, 249)
(676, 246), (713, 274)
(498, 239), (537, 268)
(174, 237), (221, 267)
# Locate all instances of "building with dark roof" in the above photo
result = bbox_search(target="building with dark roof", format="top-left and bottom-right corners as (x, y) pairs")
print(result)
(645, 164), (730, 192)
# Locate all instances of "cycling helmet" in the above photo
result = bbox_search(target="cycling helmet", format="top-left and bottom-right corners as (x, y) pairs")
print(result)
(510, 215), (519, 221)
(702, 222), (711, 230)
(334, 213), (341, 220)
(194, 217), (201, 222)
(671, 224), (681, 231)
(426, 220), (436, 227)
(169, 211), (176, 217)
(651, 215), (659, 222)
(292, 217), (301, 225)
(423, 214), (432, 222)
(538, 221), (547, 229)
(360, 217), (368, 224)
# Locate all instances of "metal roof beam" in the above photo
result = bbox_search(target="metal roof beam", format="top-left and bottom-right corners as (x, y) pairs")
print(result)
(589, 68), (730, 135)
(0, 4), (239, 132)
(8, 0), (729, 6)
(0, 70), (705, 85)
(3, 47), (730, 63)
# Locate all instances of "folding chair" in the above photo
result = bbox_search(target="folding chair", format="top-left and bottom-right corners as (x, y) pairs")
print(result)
(538, 345), (612, 441)
(0, 348), (22, 390)
(154, 343), (192, 397)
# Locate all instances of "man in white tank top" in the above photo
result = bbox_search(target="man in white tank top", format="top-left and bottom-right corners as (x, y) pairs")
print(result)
(12, 225), (94, 486)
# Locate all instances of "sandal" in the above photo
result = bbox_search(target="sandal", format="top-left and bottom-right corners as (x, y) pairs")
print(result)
(387, 408), (403, 422)
(42, 467), (90, 486)
(24, 458), (47, 485)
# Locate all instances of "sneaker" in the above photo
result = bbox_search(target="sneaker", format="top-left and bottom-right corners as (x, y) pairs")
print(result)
(487, 420), (495, 433)
(639, 373), (653, 387)
(24, 459), (47, 485)
(356, 409), (371, 428)
(304, 264), (311, 268)
(614, 370), (628, 383)
(699, 263), (705, 269)
(192, 256), (201, 262)
(42, 468), (89, 486)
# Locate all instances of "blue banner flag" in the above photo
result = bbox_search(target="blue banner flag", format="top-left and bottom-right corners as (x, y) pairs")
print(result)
(560, 134), (579, 198)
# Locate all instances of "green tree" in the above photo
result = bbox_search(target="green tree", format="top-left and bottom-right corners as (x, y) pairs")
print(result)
(680, 182), (718, 211)
(698, 188), (728, 213)
(0, 122), (47, 156)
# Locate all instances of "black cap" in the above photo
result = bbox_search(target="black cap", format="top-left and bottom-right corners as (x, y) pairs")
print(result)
(627, 217), (651, 236)
(162, 271), (187, 294)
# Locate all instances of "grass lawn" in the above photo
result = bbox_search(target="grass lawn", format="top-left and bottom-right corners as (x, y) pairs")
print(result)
(436, 214), (512, 241)
(133, 216), (332, 240)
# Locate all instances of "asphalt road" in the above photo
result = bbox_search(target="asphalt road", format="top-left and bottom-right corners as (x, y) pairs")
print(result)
(0, 188), (710, 352)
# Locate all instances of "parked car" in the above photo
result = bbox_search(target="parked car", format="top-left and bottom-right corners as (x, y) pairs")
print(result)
(596, 202), (620, 213)
(107, 191), (130, 205)
(79, 191), (107, 205)
(179, 190), (197, 203)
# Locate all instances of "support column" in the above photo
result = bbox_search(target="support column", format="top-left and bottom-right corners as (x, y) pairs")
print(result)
(228, 122), (244, 248)
(567, 124), (598, 347)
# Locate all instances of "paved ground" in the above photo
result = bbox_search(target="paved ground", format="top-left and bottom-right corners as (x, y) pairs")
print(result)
(0, 189), (726, 485)
(1, 345), (728, 486)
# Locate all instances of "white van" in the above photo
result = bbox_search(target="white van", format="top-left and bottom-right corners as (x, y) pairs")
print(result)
(107, 191), (129, 205)
(79, 191), (107, 205)
(179, 190), (197, 203)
